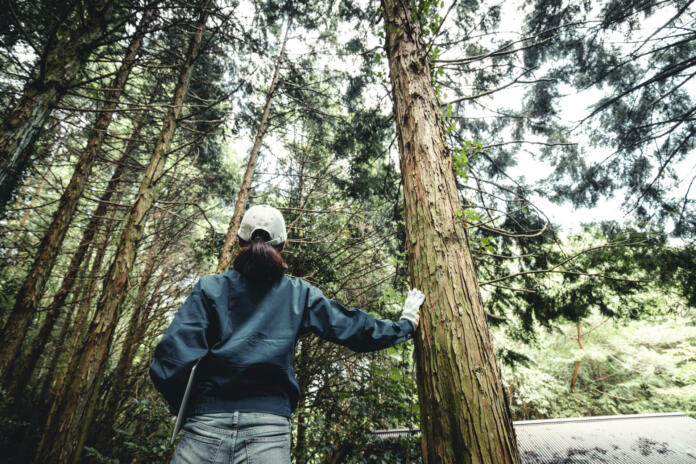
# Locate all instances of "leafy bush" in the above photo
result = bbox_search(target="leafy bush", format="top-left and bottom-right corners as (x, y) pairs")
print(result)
(500, 316), (696, 420)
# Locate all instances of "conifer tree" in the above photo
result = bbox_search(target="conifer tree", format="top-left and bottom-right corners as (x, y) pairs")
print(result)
(381, 0), (521, 462)
(34, 2), (213, 461)
(522, 0), (696, 238)
(0, 6), (156, 395)
(0, 0), (118, 213)
(217, 22), (290, 272)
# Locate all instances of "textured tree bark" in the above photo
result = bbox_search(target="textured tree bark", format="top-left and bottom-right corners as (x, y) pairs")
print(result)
(216, 24), (289, 272)
(381, 2), (521, 463)
(33, 3), (210, 462)
(294, 339), (310, 464)
(35, 237), (99, 408)
(0, 8), (154, 393)
(11, 98), (154, 402)
(92, 215), (165, 452)
(34, 290), (78, 392)
(35, 80), (160, 398)
(0, 0), (114, 213)
(25, 237), (96, 401)
(40, 215), (114, 409)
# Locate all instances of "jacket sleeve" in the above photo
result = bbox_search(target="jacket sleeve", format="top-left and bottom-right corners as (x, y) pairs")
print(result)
(300, 283), (414, 352)
(149, 279), (210, 415)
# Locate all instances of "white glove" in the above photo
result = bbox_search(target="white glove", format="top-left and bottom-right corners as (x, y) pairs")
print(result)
(400, 288), (425, 329)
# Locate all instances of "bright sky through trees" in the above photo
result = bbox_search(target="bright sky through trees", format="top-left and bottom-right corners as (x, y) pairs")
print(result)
(223, 0), (694, 237)
(1, 0), (694, 462)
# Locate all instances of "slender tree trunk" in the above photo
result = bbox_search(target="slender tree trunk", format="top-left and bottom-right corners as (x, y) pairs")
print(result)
(30, 254), (91, 405)
(0, 0), (114, 213)
(13, 102), (153, 402)
(290, 163), (309, 463)
(2, 175), (47, 276)
(35, 238), (99, 408)
(36, 296), (77, 389)
(570, 323), (583, 392)
(34, 4), (210, 461)
(0, 86), (60, 212)
(37, 77), (159, 375)
(289, 153), (307, 245)
(0, 8), (154, 393)
(381, 2), (521, 463)
(216, 24), (289, 272)
(17, 177), (46, 233)
(93, 218), (165, 451)
(41, 214), (115, 409)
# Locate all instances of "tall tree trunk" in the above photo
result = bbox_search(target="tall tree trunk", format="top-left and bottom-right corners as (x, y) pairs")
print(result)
(40, 213), (115, 409)
(12, 99), (154, 402)
(0, 0), (114, 213)
(36, 77), (160, 388)
(35, 234), (101, 408)
(0, 8), (154, 393)
(290, 161), (308, 463)
(30, 250), (93, 408)
(34, 3), (211, 462)
(35, 293), (77, 390)
(2, 175), (47, 275)
(294, 339), (310, 464)
(381, 2), (521, 463)
(93, 215), (165, 452)
(216, 23), (289, 272)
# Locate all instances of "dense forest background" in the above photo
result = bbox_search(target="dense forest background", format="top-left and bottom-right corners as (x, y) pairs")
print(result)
(0, 0), (694, 462)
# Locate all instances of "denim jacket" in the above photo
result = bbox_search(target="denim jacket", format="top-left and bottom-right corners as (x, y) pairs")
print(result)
(149, 270), (414, 418)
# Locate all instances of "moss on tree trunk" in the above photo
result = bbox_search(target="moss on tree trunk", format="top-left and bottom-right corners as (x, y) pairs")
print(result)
(0, 8), (155, 398)
(0, 0), (114, 213)
(33, 3), (211, 462)
(381, 1), (521, 463)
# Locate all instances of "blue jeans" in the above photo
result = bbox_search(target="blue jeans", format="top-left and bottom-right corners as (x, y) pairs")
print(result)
(170, 412), (291, 464)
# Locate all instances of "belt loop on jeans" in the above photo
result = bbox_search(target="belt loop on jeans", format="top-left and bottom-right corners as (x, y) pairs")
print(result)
(233, 410), (239, 426)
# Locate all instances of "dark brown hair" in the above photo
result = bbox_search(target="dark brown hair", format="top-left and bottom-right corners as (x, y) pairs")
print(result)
(233, 229), (287, 290)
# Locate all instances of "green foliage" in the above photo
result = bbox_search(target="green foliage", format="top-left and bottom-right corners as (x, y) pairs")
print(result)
(522, 0), (696, 238)
(83, 446), (120, 464)
(2, 1), (695, 463)
(87, 394), (173, 463)
(413, 0), (446, 39)
(501, 316), (696, 420)
(452, 140), (483, 181)
(477, 222), (687, 341)
(360, 435), (422, 463)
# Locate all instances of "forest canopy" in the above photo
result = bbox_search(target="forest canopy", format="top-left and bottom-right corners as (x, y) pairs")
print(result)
(0, 0), (693, 463)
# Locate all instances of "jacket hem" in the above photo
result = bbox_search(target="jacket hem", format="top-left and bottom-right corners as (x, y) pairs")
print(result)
(190, 395), (292, 418)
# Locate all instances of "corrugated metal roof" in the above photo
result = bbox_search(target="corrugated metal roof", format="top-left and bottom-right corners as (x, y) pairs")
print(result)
(515, 412), (696, 463)
(372, 413), (696, 463)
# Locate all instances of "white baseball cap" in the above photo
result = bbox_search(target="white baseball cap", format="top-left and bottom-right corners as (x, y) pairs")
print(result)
(237, 204), (287, 246)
